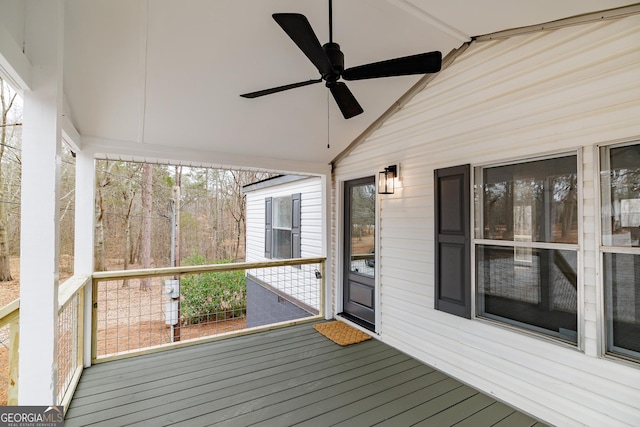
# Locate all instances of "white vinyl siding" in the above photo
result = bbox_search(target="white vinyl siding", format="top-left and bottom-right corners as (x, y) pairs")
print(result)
(332, 14), (640, 427)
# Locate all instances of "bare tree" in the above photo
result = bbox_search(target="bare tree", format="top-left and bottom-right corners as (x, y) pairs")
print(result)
(140, 163), (153, 290)
(96, 162), (276, 271)
(59, 143), (76, 276)
(94, 161), (115, 271)
(121, 163), (142, 286)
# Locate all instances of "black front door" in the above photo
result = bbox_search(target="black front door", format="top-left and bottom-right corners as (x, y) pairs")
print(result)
(342, 177), (376, 330)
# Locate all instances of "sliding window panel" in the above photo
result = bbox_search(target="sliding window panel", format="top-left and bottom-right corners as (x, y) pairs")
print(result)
(603, 252), (640, 359)
(477, 245), (578, 343)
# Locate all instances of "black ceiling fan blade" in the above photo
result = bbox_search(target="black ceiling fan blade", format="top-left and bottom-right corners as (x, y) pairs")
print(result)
(240, 79), (323, 98)
(272, 13), (334, 77)
(342, 51), (442, 81)
(328, 82), (363, 119)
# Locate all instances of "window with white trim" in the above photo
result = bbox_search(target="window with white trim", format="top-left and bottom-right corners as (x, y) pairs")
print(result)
(265, 194), (301, 260)
(272, 196), (292, 259)
(600, 141), (640, 361)
(474, 154), (579, 343)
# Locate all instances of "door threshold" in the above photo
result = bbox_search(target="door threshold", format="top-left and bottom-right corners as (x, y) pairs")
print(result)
(338, 312), (375, 332)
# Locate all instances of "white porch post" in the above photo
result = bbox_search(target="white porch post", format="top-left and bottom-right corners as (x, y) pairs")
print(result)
(74, 150), (95, 367)
(73, 151), (95, 276)
(322, 172), (333, 320)
(18, 0), (63, 405)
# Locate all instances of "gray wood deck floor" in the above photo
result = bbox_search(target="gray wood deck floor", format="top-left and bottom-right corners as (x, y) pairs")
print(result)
(65, 322), (545, 426)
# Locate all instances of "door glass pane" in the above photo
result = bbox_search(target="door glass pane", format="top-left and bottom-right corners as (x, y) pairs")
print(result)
(349, 183), (376, 277)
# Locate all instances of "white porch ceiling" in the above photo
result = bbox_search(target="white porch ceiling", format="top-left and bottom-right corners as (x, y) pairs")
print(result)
(61, 0), (637, 173)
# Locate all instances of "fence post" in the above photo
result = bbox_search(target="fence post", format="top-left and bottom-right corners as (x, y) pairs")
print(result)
(76, 290), (85, 373)
(7, 314), (19, 405)
(91, 279), (98, 363)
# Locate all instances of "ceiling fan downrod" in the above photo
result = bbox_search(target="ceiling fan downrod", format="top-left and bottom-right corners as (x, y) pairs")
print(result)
(328, 0), (333, 43)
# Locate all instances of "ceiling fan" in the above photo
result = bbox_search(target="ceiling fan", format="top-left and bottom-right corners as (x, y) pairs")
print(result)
(240, 0), (442, 119)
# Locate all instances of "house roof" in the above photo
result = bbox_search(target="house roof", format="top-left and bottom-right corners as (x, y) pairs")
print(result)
(4, 1), (637, 174)
(242, 175), (312, 193)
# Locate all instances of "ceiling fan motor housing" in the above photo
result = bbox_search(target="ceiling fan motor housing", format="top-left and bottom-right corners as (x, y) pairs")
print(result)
(322, 42), (344, 84)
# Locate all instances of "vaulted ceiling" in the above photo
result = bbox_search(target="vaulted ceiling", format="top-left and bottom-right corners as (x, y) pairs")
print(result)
(56, 0), (638, 173)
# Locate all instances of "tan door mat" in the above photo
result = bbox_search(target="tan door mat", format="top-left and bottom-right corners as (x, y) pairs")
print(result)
(313, 321), (372, 346)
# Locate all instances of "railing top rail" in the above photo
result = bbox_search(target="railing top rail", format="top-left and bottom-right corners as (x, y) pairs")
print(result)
(92, 257), (327, 281)
(0, 274), (92, 320)
(0, 298), (19, 326)
(58, 274), (92, 309)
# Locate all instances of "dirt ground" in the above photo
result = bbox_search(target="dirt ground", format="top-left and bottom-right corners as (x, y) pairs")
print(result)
(0, 257), (21, 406)
(0, 256), (75, 307)
(93, 274), (246, 356)
(0, 257), (24, 308)
(96, 316), (246, 356)
(94, 276), (246, 357)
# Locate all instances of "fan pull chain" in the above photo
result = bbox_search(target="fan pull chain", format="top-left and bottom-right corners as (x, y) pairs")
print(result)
(327, 90), (331, 148)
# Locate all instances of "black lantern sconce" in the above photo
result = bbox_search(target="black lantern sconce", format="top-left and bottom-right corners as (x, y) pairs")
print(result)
(378, 165), (397, 195)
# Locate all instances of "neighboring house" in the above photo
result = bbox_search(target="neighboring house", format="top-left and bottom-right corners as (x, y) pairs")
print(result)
(331, 13), (640, 427)
(243, 175), (324, 327)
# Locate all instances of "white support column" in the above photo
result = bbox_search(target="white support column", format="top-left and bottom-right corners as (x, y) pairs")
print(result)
(322, 170), (333, 320)
(18, 0), (63, 405)
(74, 150), (95, 367)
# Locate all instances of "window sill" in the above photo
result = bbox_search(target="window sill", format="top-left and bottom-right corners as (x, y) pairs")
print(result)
(474, 315), (581, 351)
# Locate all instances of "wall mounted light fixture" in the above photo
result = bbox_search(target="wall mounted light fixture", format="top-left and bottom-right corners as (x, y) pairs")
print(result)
(378, 165), (397, 194)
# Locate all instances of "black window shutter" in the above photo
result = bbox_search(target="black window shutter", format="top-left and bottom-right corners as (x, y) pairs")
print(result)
(265, 197), (272, 259)
(291, 193), (301, 258)
(434, 164), (471, 318)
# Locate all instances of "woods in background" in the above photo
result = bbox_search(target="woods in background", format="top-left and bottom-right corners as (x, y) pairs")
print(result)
(0, 77), (22, 282)
(94, 160), (274, 273)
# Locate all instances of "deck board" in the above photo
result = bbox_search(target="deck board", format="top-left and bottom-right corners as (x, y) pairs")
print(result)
(71, 336), (378, 416)
(454, 401), (522, 427)
(128, 350), (407, 426)
(65, 322), (545, 426)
